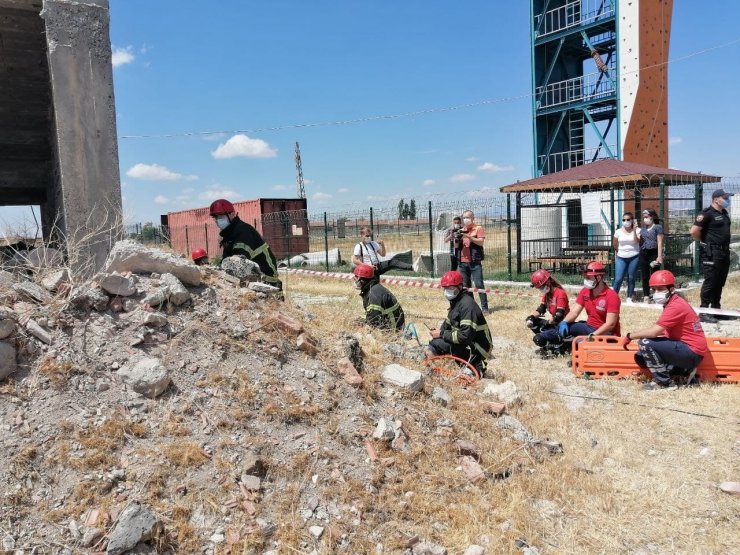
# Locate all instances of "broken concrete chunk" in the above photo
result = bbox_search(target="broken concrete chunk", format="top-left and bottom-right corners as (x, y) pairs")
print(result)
(99, 272), (137, 297)
(106, 503), (161, 555)
(372, 417), (396, 441)
(12, 281), (52, 303)
(296, 333), (318, 356)
(104, 240), (201, 286)
(481, 380), (522, 405)
(117, 358), (171, 399)
(142, 312), (168, 328)
(381, 364), (424, 392)
(431, 387), (450, 406)
(26, 319), (52, 344)
(141, 287), (168, 308)
(69, 286), (109, 311)
(247, 282), (281, 294)
(460, 455), (486, 483)
(336, 357), (363, 385)
(41, 269), (70, 292)
(0, 342), (17, 380)
(161, 273), (191, 306)
(221, 256), (261, 281)
(412, 540), (448, 555)
(272, 313), (303, 336)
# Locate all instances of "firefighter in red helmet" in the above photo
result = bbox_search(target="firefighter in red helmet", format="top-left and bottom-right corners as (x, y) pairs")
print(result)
(427, 271), (492, 376)
(621, 270), (707, 390)
(209, 198), (282, 290)
(352, 264), (405, 330)
(557, 261), (621, 346)
(525, 269), (570, 355)
(191, 248), (209, 266)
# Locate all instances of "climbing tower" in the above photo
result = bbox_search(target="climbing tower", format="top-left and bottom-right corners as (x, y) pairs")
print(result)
(530, 0), (673, 176)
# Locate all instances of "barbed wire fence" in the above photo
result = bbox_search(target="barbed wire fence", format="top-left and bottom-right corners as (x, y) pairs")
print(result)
(129, 177), (740, 282)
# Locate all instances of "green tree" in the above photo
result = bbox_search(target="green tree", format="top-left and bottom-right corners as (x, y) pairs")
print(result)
(408, 199), (417, 220)
(397, 198), (406, 220)
(141, 222), (156, 241)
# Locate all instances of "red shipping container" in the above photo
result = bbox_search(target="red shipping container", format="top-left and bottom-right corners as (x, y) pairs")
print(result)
(164, 198), (308, 261)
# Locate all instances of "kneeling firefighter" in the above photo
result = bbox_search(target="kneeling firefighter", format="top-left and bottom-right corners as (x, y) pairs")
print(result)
(353, 264), (405, 331)
(525, 269), (570, 355)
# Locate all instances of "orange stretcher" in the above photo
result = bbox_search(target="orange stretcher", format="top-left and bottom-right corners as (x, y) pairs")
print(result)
(571, 335), (740, 383)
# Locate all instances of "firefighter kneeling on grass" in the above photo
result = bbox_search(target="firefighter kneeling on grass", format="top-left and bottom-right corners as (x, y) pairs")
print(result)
(525, 269), (570, 356)
(209, 198), (282, 290)
(621, 270), (707, 391)
(353, 264), (405, 331)
(426, 271), (492, 377)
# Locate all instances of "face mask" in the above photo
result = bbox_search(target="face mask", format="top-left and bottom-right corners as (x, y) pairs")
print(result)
(453, 223), (461, 230)
(444, 287), (459, 300)
(623, 220), (633, 229)
(721, 198), (731, 209)
(353, 279), (363, 292)
(583, 278), (597, 289)
(463, 218), (472, 226)
(215, 216), (230, 230)
(362, 236), (371, 244)
(643, 218), (652, 225)
(652, 291), (670, 305)
(539, 286), (550, 294)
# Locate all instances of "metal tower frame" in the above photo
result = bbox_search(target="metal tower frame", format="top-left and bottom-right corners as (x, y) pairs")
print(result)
(531, 0), (620, 176)
(294, 141), (306, 199)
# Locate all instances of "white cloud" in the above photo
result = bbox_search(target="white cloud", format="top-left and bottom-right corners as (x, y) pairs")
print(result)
(423, 179), (436, 187)
(211, 134), (277, 159)
(198, 186), (238, 200)
(669, 136), (683, 145)
(466, 156), (479, 162)
(477, 162), (514, 172)
(154, 195), (169, 205)
(112, 46), (135, 67)
(337, 187), (350, 193)
(273, 184), (287, 191)
(126, 163), (198, 181)
(312, 192), (332, 201)
(450, 173), (476, 183)
(466, 186), (496, 198)
(304, 179), (315, 185)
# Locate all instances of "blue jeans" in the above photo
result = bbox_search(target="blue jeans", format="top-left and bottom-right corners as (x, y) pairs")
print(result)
(458, 261), (488, 311)
(613, 255), (640, 297)
(569, 321), (597, 337)
(637, 337), (703, 385)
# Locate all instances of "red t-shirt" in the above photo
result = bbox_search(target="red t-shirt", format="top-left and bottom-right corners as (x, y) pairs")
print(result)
(541, 286), (569, 317)
(575, 286), (621, 336)
(656, 295), (708, 356)
(459, 224), (485, 263)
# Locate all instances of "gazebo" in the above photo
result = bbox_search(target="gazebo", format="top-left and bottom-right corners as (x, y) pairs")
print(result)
(499, 159), (721, 277)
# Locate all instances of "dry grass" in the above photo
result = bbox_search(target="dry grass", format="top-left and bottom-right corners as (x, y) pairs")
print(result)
(161, 442), (210, 468)
(283, 272), (740, 554)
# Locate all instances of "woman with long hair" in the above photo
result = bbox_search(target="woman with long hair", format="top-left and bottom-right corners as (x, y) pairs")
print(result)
(639, 209), (664, 302)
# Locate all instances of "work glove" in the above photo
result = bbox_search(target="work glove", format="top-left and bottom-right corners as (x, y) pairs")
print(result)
(558, 321), (569, 338)
(525, 316), (536, 329)
(619, 333), (632, 350)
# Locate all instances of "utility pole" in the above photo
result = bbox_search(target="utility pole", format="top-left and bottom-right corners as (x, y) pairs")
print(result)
(294, 142), (306, 199)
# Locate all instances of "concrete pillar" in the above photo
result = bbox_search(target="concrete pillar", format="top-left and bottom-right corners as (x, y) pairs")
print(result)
(41, 0), (122, 275)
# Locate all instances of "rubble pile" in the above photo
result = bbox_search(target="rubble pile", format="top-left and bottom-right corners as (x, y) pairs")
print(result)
(0, 241), (559, 554)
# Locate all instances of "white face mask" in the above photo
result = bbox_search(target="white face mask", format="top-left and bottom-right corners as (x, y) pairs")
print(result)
(353, 279), (363, 292)
(362, 236), (371, 244)
(539, 286), (550, 294)
(652, 291), (670, 305)
(643, 218), (652, 225)
(215, 216), (230, 230)
(583, 278), (597, 289)
(463, 218), (472, 226)
(444, 287), (459, 300)
(623, 220), (633, 229)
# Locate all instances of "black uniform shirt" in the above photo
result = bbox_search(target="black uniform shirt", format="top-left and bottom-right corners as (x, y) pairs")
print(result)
(694, 206), (731, 247)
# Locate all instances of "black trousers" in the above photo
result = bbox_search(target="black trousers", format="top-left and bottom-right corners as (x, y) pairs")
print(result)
(375, 258), (413, 276)
(700, 247), (730, 308)
(640, 248), (659, 296)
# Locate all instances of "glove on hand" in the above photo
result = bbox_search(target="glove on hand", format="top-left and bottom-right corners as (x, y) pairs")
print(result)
(619, 333), (632, 350)
(525, 316), (536, 329)
(558, 321), (569, 337)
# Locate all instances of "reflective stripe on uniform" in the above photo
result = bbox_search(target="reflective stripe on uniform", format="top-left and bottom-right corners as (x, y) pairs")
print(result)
(232, 241), (279, 277)
(366, 301), (401, 329)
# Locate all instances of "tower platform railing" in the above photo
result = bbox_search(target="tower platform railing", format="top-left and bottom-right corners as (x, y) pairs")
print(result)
(536, 70), (616, 110)
(534, 0), (615, 38)
(538, 146), (616, 175)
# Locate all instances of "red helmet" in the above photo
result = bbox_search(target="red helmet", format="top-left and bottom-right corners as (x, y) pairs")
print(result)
(440, 271), (463, 287)
(353, 264), (375, 279)
(531, 269), (551, 288)
(649, 270), (675, 288)
(209, 199), (235, 217)
(582, 261), (606, 277)
(191, 248), (207, 261)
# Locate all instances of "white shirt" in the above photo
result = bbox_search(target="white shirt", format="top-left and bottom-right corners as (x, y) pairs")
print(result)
(614, 226), (641, 258)
(353, 240), (382, 265)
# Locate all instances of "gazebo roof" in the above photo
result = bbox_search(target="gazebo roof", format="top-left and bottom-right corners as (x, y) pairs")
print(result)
(499, 159), (721, 193)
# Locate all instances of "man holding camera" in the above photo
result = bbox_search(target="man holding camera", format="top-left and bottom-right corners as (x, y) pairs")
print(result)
(443, 216), (463, 271)
(690, 188), (733, 321)
(456, 210), (489, 314)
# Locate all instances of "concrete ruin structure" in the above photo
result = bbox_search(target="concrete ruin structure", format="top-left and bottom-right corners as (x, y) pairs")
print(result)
(0, 0), (122, 273)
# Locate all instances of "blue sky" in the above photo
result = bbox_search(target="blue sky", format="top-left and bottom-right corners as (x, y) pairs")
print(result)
(2, 0), (740, 230)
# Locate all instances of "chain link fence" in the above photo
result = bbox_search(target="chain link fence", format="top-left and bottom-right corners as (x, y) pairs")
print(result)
(128, 177), (740, 282)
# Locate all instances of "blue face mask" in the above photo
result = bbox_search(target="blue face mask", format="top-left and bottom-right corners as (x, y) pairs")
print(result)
(721, 198), (731, 209)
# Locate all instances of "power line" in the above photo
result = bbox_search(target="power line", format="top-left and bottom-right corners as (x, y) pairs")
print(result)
(119, 37), (740, 140)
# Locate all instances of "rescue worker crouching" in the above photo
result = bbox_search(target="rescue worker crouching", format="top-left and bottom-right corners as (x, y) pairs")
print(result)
(525, 269), (570, 355)
(353, 264), (405, 331)
(191, 248), (209, 266)
(209, 198), (283, 290)
(427, 271), (492, 376)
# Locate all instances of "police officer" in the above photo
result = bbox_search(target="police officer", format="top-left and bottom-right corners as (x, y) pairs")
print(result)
(690, 188), (733, 320)
(353, 264), (405, 330)
(209, 199), (282, 290)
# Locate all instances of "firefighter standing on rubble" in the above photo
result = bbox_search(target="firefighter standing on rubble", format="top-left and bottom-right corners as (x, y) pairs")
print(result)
(621, 270), (707, 391)
(209, 199), (282, 290)
(427, 271), (492, 376)
(353, 264), (405, 331)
